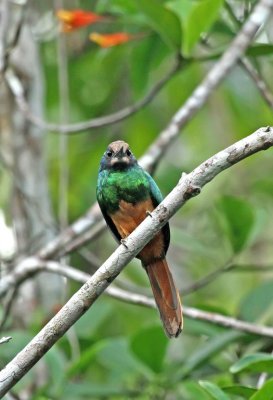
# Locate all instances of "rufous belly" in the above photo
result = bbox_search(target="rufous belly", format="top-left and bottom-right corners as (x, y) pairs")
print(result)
(110, 199), (165, 264)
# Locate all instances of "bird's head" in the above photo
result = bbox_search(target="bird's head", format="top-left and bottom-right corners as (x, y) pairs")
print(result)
(100, 141), (137, 171)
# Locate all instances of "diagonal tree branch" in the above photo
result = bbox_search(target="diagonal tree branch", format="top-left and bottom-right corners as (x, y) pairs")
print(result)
(0, 126), (272, 396)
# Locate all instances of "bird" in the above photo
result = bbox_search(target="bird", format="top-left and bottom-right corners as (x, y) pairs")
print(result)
(96, 140), (182, 338)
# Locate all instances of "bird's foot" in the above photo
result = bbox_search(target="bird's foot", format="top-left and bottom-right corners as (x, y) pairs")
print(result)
(146, 210), (153, 217)
(179, 172), (187, 184)
(120, 239), (128, 248)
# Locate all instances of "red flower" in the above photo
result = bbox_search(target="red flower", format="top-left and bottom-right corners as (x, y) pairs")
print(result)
(89, 32), (138, 48)
(56, 9), (105, 32)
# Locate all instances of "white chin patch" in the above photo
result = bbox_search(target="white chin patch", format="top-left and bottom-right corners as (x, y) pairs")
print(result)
(111, 157), (129, 166)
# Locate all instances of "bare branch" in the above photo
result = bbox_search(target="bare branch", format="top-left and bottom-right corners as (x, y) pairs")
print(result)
(0, 126), (273, 395)
(6, 56), (182, 133)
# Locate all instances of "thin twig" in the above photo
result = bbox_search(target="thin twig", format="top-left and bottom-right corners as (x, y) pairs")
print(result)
(240, 57), (273, 110)
(182, 260), (235, 296)
(182, 262), (273, 295)
(6, 56), (183, 133)
(0, 336), (12, 345)
(0, 286), (18, 332)
(0, 126), (273, 395)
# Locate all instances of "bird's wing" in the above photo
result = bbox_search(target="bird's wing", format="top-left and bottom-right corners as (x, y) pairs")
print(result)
(98, 201), (122, 244)
(144, 171), (170, 254)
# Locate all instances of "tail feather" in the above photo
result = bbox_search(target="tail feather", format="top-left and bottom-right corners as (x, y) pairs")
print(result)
(145, 258), (183, 338)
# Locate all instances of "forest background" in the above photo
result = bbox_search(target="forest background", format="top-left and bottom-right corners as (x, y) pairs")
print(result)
(1, 0), (273, 399)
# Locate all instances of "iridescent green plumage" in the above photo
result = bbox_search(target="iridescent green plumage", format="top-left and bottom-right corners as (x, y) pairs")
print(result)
(97, 166), (151, 213)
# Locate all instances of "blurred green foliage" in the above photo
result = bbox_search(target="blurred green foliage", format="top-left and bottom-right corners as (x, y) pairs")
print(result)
(1, 0), (273, 398)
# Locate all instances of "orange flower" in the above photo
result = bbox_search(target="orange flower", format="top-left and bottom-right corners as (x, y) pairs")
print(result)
(56, 9), (105, 32)
(89, 32), (136, 48)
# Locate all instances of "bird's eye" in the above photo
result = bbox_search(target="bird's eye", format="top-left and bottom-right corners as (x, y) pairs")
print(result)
(126, 149), (132, 157)
(106, 150), (113, 157)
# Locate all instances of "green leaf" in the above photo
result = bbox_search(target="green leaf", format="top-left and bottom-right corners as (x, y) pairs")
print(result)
(199, 381), (231, 400)
(0, 330), (32, 361)
(137, 0), (182, 50)
(63, 381), (128, 399)
(130, 325), (169, 373)
(247, 44), (273, 57)
(250, 378), (273, 400)
(185, 318), (226, 338)
(223, 385), (256, 397)
(183, 380), (214, 400)
(73, 300), (112, 338)
(67, 340), (109, 377)
(168, 0), (224, 55)
(98, 0), (138, 14)
(230, 353), (273, 374)
(44, 347), (67, 397)
(217, 195), (255, 253)
(174, 331), (243, 380)
(98, 337), (142, 376)
(130, 35), (169, 96)
(167, 0), (193, 25)
(239, 280), (273, 322)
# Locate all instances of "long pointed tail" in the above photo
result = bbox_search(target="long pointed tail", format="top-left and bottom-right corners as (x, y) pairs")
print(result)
(145, 258), (183, 338)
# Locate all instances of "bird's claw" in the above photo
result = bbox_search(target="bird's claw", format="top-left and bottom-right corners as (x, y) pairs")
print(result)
(121, 239), (128, 248)
(146, 210), (153, 217)
(179, 172), (188, 184)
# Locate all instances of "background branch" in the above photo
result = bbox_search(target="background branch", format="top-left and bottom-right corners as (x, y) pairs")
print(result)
(0, 336), (12, 345)
(0, 126), (272, 396)
(2, 257), (273, 338)
(240, 57), (273, 110)
(6, 56), (182, 133)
